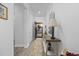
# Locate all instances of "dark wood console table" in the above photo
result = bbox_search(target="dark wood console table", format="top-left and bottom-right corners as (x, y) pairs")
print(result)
(44, 35), (61, 42)
(46, 39), (61, 42)
(44, 34), (61, 56)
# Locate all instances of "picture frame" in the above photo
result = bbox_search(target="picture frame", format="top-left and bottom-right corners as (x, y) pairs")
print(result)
(0, 3), (8, 20)
(35, 22), (43, 38)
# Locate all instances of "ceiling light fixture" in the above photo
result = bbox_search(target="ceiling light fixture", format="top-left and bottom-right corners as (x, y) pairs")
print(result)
(38, 11), (40, 14)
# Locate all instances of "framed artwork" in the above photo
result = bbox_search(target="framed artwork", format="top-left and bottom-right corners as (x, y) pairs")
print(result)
(35, 22), (43, 38)
(0, 3), (8, 20)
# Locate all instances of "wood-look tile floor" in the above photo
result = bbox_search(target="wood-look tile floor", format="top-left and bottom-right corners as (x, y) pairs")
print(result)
(14, 38), (45, 56)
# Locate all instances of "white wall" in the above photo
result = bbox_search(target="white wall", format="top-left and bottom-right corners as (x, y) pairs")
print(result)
(14, 4), (25, 47)
(24, 5), (33, 48)
(14, 4), (34, 48)
(53, 3), (79, 53)
(0, 3), (14, 56)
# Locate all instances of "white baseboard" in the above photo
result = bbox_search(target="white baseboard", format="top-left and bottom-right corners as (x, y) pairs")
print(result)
(24, 43), (30, 48)
(15, 44), (24, 47)
(24, 40), (33, 48)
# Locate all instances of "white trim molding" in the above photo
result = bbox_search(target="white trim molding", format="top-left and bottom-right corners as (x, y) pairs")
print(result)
(15, 43), (24, 47)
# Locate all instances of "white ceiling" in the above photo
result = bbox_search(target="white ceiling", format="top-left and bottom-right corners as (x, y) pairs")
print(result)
(27, 3), (52, 17)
